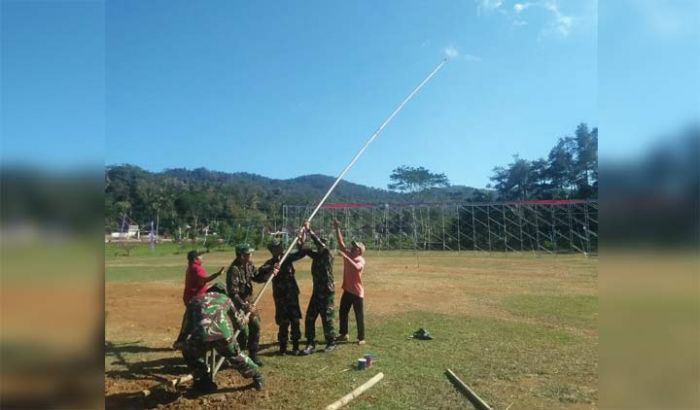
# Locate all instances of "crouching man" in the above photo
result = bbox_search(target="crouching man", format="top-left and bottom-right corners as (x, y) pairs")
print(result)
(179, 283), (263, 393)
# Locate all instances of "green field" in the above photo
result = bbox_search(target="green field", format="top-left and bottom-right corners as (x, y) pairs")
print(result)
(105, 244), (597, 409)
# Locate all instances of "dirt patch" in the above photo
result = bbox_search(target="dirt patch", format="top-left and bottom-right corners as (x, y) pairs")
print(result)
(105, 252), (598, 408)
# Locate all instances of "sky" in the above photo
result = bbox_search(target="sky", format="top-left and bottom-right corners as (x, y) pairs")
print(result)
(1, 0), (697, 189)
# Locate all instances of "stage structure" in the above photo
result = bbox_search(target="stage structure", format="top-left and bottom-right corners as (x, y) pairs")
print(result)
(282, 200), (598, 255)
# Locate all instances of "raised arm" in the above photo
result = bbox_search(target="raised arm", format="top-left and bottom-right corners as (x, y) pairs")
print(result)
(284, 230), (308, 262)
(338, 250), (364, 270)
(332, 218), (347, 253)
(205, 267), (224, 283)
(305, 220), (327, 250)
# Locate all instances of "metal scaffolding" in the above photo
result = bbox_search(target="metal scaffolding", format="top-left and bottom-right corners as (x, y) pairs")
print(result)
(282, 200), (598, 254)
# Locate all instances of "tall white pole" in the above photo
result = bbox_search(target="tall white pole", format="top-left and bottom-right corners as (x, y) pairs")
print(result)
(250, 59), (448, 308)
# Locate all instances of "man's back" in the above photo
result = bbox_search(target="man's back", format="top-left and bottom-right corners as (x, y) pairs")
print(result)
(186, 292), (236, 342)
(309, 248), (334, 295)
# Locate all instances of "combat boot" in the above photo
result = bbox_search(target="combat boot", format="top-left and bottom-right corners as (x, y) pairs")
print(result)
(290, 341), (300, 356)
(193, 377), (218, 394)
(301, 343), (315, 356)
(324, 341), (337, 353)
(252, 375), (264, 391)
(249, 352), (263, 367)
(278, 342), (288, 356)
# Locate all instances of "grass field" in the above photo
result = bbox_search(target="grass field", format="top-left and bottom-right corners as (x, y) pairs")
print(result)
(105, 244), (597, 409)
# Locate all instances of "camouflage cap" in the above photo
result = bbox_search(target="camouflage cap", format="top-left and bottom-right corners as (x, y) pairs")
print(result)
(267, 238), (284, 251)
(235, 243), (255, 254)
(207, 282), (227, 295)
(351, 240), (366, 254)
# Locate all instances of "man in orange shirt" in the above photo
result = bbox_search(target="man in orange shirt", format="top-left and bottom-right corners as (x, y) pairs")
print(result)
(332, 219), (367, 345)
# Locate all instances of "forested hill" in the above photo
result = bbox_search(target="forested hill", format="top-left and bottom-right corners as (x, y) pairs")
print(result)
(104, 165), (480, 234)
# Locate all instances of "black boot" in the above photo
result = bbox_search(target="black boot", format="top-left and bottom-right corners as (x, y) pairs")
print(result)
(324, 340), (337, 353)
(252, 375), (264, 391)
(249, 351), (263, 367)
(290, 341), (300, 356)
(278, 341), (287, 356)
(193, 377), (218, 394)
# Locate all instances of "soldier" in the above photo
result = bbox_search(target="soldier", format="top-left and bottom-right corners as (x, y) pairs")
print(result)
(299, 220), (337, 355)
(259, 235), (306, 355)
(179, 283), (263, 393)
(225, 243), (278, 366)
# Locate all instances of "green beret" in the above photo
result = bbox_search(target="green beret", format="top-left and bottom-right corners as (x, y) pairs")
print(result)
(235, 243), (255, 254)
(267, 238), (283, 250)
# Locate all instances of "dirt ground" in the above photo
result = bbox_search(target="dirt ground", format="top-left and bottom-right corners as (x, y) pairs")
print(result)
(105, 251), (597, 409)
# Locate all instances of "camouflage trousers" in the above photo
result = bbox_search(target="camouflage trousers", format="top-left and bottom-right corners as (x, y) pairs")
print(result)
(182, 338), (260, 382)
(304, 293), (336, 344)
(235, 310), (261, 358)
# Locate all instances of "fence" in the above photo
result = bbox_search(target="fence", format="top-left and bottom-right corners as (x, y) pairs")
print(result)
(282, 200), (598, 254)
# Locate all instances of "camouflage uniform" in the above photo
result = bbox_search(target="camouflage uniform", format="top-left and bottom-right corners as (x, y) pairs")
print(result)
(180, 285), (262, 389)
(225, 247), (267, 363)
(299, 230), (336, 348)
(259, 241), (306, 353)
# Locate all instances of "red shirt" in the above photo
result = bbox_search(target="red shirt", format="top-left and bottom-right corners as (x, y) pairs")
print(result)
(341, 254), (365, 298)
(183, 259), (208, 305)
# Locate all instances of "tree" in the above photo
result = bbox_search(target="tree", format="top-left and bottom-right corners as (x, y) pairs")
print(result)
(490, 155), (537, 200)
(573, 123), (597, 198)
(387, 166), (449, 193)
(546, 136), (577, 198)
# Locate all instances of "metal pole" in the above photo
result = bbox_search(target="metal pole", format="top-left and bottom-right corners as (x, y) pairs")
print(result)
(471, 206), (477, 251)
(441, 206), (446, 250)
(486, 206), (492, 252)
(501, 205), (508, 252)
(456, 205), (462, 252)
(238, 59), (448, 339)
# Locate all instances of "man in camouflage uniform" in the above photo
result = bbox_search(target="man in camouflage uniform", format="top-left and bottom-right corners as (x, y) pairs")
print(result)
(299, 220), (337, 355)
(259, 236), (306, 355)
(179, 283), (263, 393)
(225, 243), (276, 366)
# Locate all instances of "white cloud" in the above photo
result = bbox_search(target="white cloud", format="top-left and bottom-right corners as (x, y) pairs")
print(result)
(443, 46), (482, 63)
(513, 2), (533, 13)
(544, 0), (574, 36)
(476, 0), (504, 15)
(477, 0), (578, 38)
(444, 46), (460, 59)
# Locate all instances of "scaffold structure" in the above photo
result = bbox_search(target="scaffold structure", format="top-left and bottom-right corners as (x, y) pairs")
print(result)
(282, 200), (598, 254)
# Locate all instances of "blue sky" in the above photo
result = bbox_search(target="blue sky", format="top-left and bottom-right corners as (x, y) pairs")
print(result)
(1, 1), (696, 189)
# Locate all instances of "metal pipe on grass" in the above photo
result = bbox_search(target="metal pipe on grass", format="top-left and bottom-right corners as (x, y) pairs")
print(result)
(324, 372), (384, 410)
(445, 368), (492, 410)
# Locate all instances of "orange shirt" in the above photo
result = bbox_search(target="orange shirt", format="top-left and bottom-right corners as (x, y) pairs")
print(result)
(341, 254), (365, 298)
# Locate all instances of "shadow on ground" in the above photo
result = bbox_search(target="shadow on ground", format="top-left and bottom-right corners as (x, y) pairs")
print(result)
(105, 383), (256, 409)
(105, 341), (188, 381)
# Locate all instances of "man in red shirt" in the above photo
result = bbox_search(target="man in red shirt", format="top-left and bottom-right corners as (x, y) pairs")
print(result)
(174, 250), (224, 349)
(183, 250), (224, 305)
(332, 219), (367, 345)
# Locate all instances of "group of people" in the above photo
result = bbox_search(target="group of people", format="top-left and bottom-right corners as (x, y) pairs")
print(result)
(174, 219), (367, 393)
